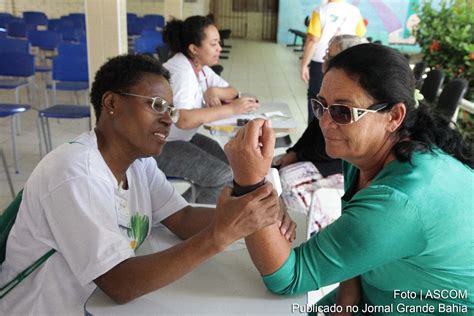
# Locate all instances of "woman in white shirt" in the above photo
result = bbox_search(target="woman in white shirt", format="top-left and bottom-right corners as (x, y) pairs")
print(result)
(155, 15), (260, 204)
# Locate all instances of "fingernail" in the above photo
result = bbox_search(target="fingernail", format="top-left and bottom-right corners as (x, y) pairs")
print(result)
(267, 119), (272, 127)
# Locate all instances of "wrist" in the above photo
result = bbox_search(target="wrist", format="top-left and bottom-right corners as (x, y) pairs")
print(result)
(204, 225), (229, 253)
(232, 178), (265, 196)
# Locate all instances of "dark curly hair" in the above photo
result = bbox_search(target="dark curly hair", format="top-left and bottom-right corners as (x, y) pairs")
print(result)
(90, 54), (170, 121)
(326, 43), (473, 167)
(162, 15), (214, 58)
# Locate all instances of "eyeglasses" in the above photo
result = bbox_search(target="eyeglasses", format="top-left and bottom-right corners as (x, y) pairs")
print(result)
(310, 96), (391, 125)
(118, 92), (178, 121)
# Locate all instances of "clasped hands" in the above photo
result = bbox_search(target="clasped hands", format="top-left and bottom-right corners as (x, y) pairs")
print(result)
(211, 119), (296, 249)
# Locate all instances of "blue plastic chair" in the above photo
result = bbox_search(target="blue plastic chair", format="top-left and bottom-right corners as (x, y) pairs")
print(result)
(23, 11), (48, 28)
(27, 30), (61, 74)
(0, 16), (21, 29)
(128, 20), (145, 37)
(38, 105), (90, 154)
(134, 35), (165, 54)
(28, 30), (61, 50)
(0, 52), (35, 104)
(0, 104), (31, 173)
(56, 26), (83, 42)
(40, 54), (90, 154)
(7, 21), (33, 38)
(57, 41), (87, 56)
(0, 38), (30, 53)
(144, 14), (165, 29)
(46, 52), (89, 106)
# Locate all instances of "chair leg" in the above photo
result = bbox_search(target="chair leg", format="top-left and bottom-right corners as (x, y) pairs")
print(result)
(0, 148), (15, 198)
(10, 116), (20, 174)
(45, 119), (53, 152)
(37, 116), (44, 157)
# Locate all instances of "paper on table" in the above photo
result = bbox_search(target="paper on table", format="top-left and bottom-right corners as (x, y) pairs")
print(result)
(263, 111), (289, 118)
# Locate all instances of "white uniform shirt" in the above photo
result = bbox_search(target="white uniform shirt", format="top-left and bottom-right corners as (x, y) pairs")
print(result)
(164, 52), (229, 141)
(0, 130), (187, 315)
(309, 1), (364, 62)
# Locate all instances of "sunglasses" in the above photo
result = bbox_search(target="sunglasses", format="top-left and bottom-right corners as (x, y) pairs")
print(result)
(119, 92), (178, 122)
(310, 97), (391, 125)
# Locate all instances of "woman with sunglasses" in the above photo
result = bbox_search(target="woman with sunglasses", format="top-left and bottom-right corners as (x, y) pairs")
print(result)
(0, 54), (292, 315)
(225, 44), (473, 313)
(275, 35), (367, 213)
(155, 15), (260, 204)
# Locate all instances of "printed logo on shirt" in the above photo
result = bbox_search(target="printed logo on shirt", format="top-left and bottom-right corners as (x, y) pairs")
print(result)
(127, 214), (149, 250)
(330, 14), (338, 22)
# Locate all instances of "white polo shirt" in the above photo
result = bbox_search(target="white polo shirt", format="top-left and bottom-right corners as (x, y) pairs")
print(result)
(164, 52), (229, 141)
(308, 1), (366, 62)
(0, 130), (187, 315)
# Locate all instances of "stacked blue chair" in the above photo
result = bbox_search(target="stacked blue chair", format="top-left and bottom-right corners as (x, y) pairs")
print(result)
(0, 104), (31, 173)
(128, 19), (145, 37)
(47, 18), (61, 31)
(0, 50), (35, 104)
(39, 51), (90, 154)
(143, 14), (165, 29)
(6, 21), (33, 38)
(0, 16), (21, 29)
(56, 26), (83, 42)
(0, 38), (30, 53)
(46, 42), (88, 106)
(135, 31), (165, 54)
(23, 11), (48, 29)
(0, 52), (34, 172)
(27, 30), (61, 73)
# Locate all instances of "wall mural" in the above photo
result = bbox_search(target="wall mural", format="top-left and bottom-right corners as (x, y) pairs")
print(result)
(277, 0), (443, 54)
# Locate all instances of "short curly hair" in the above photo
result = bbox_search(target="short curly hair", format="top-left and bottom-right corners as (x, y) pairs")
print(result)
(90, 54), (170, 121)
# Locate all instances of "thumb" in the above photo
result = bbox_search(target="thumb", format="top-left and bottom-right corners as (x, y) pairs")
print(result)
(261, 120), (275, 159)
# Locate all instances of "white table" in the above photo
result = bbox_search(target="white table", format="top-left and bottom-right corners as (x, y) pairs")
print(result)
(204, 101), (297, 136)
(84, 212), (307, 315)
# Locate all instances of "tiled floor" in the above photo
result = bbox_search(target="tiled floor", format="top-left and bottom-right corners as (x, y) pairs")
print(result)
(0, 39), (309, 210)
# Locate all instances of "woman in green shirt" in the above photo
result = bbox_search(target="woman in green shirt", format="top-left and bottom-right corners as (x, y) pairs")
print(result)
(224, 44), (473, 314)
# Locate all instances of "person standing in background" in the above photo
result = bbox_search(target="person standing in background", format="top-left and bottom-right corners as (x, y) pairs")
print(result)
(301, 0), (366, 123)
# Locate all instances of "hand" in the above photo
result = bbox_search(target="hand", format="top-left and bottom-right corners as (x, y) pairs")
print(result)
(224, 119), (275, 185)
(333, 277), (361, 316)
(230, 97), (260, 115)
(203, 87), (223, 107)
(273, 151), (298, 168)
(301, 64), (310, 84)
(277, 199), (297, 242)
(211, 184), (280, 248)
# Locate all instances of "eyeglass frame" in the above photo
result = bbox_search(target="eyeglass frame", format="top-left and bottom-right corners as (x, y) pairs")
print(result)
(311, 95), (393, 125)
(117, 92), (178, 119)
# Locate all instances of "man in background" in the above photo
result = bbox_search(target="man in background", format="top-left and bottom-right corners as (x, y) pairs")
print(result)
(301, 0), (366, 123)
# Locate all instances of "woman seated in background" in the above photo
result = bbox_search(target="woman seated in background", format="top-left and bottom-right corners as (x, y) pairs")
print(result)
(155, 15), (259, 204)
(275, 35), (367, 215)
(225, 44), (473, 313)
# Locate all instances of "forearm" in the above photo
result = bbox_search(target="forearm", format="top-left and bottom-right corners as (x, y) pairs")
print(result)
(245, 223), (291, 276)
(334, 277), (362, 316)
(214, 86), (238, 101)
(164, 206), (215, 239)
(176, 106), (235, 129)
(95, 226), (224, 304)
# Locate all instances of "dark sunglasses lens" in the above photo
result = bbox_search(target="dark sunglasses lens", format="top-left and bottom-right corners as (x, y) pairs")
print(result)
(329, 105), (352, 124)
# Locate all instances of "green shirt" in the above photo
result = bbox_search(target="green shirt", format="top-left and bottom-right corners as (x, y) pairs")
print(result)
(263, 150), (473, 314)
